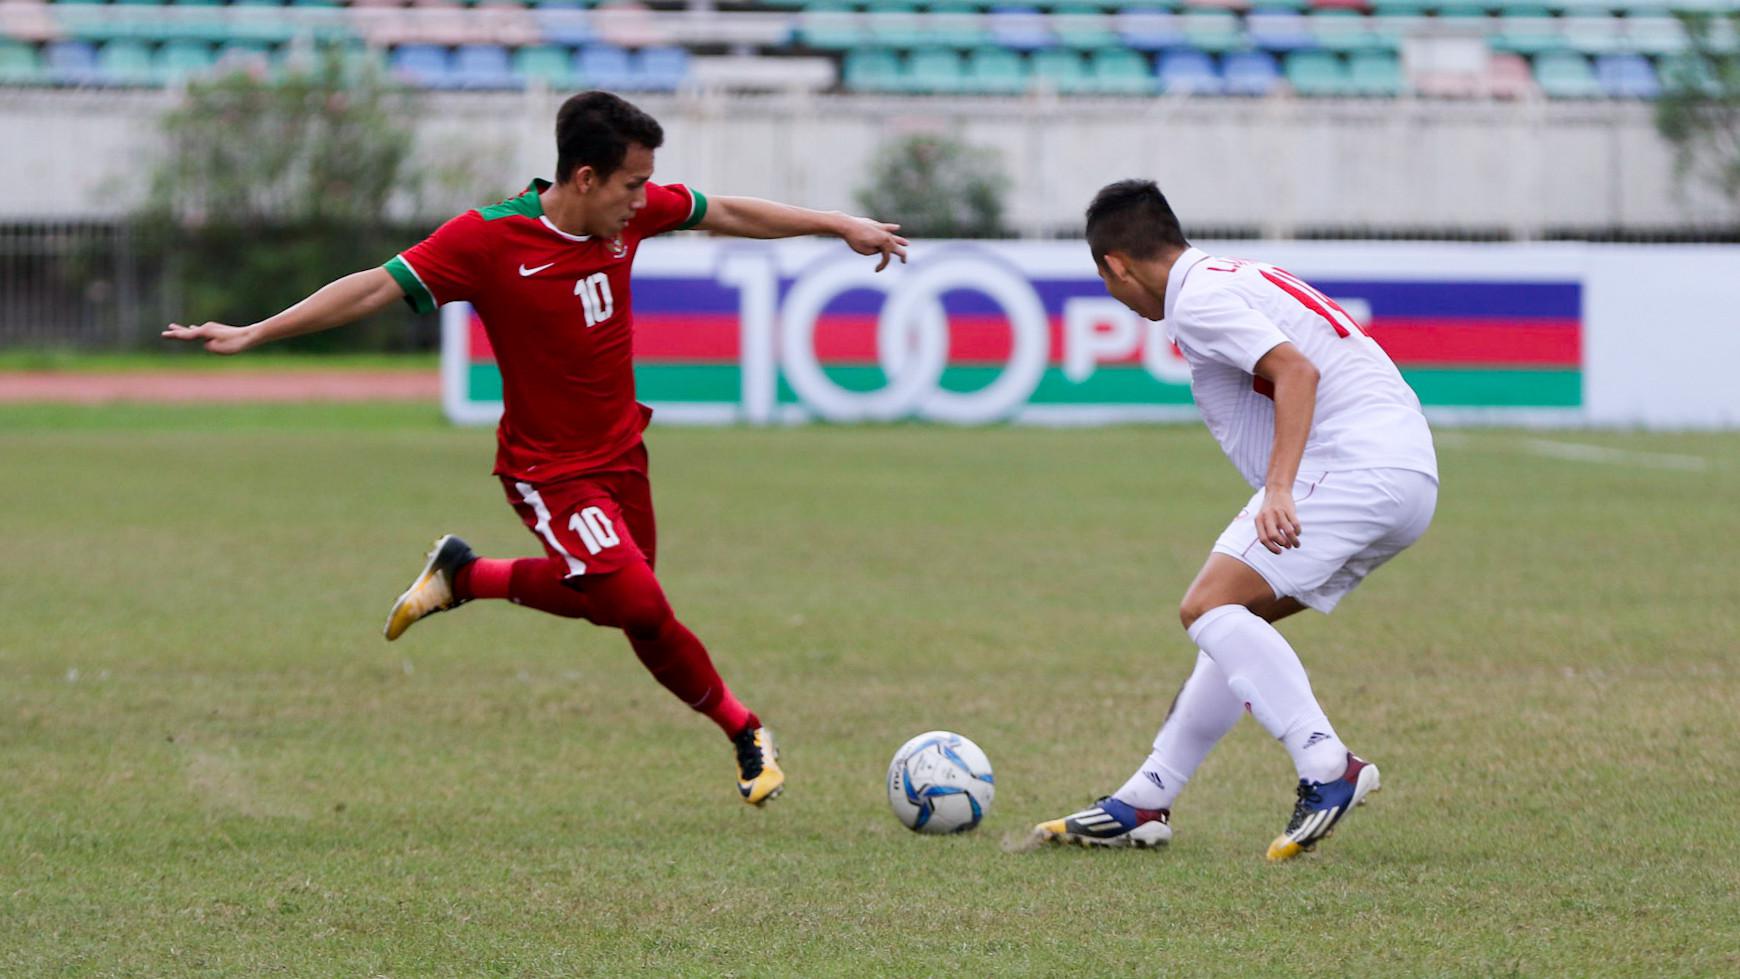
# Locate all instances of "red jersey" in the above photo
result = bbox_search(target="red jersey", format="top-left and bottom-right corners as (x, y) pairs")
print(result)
(383, 179), (707, 482)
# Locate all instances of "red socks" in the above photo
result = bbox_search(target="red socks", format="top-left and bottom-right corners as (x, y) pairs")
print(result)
(453, 555), (754, 737)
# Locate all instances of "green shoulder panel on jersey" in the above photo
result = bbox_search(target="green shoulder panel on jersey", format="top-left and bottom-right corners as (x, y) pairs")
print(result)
(479, 189), (542, 222)
(679, 189), (708, 230)
(384, 255), (436, 314)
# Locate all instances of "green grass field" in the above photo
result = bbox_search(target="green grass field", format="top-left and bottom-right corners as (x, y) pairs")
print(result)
(2, 404), (1736, 977)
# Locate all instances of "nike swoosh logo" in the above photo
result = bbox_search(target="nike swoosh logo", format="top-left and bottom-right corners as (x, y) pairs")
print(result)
(518, 262), (556, 277)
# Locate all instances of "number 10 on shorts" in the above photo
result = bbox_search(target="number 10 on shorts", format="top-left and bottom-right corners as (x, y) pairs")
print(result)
(569, 506), (620, 554)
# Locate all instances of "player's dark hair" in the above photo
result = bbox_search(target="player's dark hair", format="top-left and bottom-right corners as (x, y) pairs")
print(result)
(554, 91), (665, 184)
(1084, 180), (1189, 267)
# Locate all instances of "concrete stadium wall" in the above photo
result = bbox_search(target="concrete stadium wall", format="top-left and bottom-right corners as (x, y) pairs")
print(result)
(2, 89), (1736, 236)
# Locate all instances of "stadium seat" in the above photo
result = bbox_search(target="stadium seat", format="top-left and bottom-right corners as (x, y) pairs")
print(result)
(1371, 0), (1434, 13)
(1223, 49), (1282, 94)
(391, 43), (455, 88)
(1030, 47), (1094, 93)
(842, 46), (901, 91)
(962, 44), (1027, 93)
(535, 7), (594, 47)
(1181, 10), (1245, 51)
(798, 3), (859, 50)
(1156, 47), (1225, 92)
(575, 43), (632, 89)
(1310, 9), (1389, 52)
(1594, 52), (1660, 97)
(1246, 10), (1316, 50)
(1347, 48), (1402, 93)
(901, 46), (965, 93)
(1310, 0), (1371, 8)
(1285, 48), (1351, 93)
(1492, 9), (1568, 55)
(45, 40), (103, 87)
(0, 41), (45, 87)
(1623, 17), (1689, 56)
(1089, 46), (1155, 93)
(1055, 14), (1120, 49)
(156, 39), (216, 85)
(988, 7), (1055, 51)
(1533, 49), (1602, 96)
(1563, 14), (1624, 54)
(1114, 11), (1186, 51)
(930, 3), (992, 48)
(869, 4), (931, 51)
(97, 39), (155, 87)
(1182, 0), (1252, 10)
(631, 45), (689, 92)
(1486, 50), (1538, 98)
(513, 44), (573, 88)
(452, 44), (518, 89)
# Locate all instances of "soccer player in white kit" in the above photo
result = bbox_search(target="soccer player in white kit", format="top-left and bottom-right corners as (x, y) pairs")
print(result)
(1032, 180), (1439, 861)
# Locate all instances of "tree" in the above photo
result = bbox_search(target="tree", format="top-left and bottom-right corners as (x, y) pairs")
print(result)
(1655, 13), (1740, 207)
(855, 133), (1011, 239)
(141, 47), (479, 350)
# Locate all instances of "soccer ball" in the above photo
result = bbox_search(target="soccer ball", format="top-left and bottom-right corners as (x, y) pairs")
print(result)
(886, 731), (995, 834)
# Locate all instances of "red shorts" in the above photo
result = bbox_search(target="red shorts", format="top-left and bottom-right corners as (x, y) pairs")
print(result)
(500, 442), (657, 578)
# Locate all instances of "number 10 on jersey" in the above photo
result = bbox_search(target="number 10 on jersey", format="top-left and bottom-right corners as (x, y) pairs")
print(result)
(576, 272), (615, 327)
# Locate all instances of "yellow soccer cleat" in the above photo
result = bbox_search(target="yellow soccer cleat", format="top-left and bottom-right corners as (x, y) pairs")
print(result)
(732, 725), (785, 806)
(382, 535), (475, 641)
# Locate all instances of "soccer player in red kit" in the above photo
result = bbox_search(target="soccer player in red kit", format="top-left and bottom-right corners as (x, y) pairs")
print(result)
(163, 92), (909, 807)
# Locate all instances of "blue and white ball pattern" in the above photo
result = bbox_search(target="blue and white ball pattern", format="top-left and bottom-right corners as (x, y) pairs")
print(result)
(886, 731), (996, 834)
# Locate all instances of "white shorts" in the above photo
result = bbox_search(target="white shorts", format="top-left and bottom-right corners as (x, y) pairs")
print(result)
(1212, 468), (1438, 614)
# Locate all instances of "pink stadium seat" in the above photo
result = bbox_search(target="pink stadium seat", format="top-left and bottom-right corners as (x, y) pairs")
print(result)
(1485, 51), (1538, 99)
(1310, 0), (1372, 9)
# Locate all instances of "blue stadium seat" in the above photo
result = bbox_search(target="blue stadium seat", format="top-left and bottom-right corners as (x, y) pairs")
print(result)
(1157, 47), (1224, 92)
(575, 43), (633, 89)
(391, 44), (456, 90)
(1594, 52), (1661, 97)
(535, 7), (594, 48)
(988, 7), (1055, 51)
(452, 44), (518, 90)
(1115, 11), (1185, 51)
(1247, 10), (1316, 50)
(45, 41), (103, 87)
(1223, 49), (1282, 94)
(633, 45), (690, 92)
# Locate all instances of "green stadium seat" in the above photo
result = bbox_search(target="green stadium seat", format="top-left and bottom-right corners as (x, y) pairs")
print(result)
(962, 44), (1027, 93)
(1181, 10), (1245, 51)
(1285, 48), (1351, 93)
(98, 39), (156, 86)
(930, 3), (992, 48)
(1533, 49), (1602, 95)
(157, 39), (216, 85)
(1563, 14), (1624, 53)
(514, 45), (574, 88)
(1370, 0), (1434, 13)
(901, 46), (965, 92)
(1089, 46), (1155, 93)
(1624, 17), (1689, 55)
(1245, 0), (1310, 10)
(1347, 48), (1401, 93)
(0, 41), (46, 87)
(1056, 14), (1121, 48)
(1310, 9), (1391, 51)
(869, 3), (931, 50)
(1031, 47), (1094, 92)
(800, 3), (861, 50)
(1492, 9), (1568, 54)
(843, 46), (901, 91)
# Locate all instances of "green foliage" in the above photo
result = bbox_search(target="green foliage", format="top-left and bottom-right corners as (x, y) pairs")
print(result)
(855, 132), (1011, 239)
(1655, 14), (1740, 206)
(141, 49), (440, 350)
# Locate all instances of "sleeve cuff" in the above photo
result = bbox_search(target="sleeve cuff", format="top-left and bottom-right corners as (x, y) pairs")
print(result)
(384, 255), (436, 314)
(678, 188), (708, 231)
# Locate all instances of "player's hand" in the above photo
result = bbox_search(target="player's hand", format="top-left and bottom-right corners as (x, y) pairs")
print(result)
(841, 216), (910, 272)
(1254, 487), (1302, 554)
(161, 321), (256, 355)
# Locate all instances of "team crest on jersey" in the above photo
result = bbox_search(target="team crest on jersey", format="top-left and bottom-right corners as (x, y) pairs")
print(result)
(608, 236), (628, 259)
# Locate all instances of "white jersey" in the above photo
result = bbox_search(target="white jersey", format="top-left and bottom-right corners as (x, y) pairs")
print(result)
(1162, 247), (1438, 489)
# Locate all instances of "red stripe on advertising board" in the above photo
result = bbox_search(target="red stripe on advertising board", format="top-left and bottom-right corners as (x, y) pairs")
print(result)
(1370, 319), (1580, 366)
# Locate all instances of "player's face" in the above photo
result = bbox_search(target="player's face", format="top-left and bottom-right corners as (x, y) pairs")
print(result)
(1097, 254), (1163, 320)
(592, 143), (655, 238)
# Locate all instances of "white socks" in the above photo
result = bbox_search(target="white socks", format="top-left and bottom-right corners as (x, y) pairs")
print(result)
(1114, 650), (1244, 811)
(1188, 604), (1349, 784)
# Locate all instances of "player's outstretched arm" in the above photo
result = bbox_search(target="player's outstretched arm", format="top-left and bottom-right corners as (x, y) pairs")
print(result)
(1252, 342), (1320, 554)
(697, 195), (910, 272)
(161, 268), (405, 355)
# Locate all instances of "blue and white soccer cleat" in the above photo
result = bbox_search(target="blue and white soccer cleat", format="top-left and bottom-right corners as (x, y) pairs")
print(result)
(1266, 752), (1381, 861)
(1031, 796), (1172, 848)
